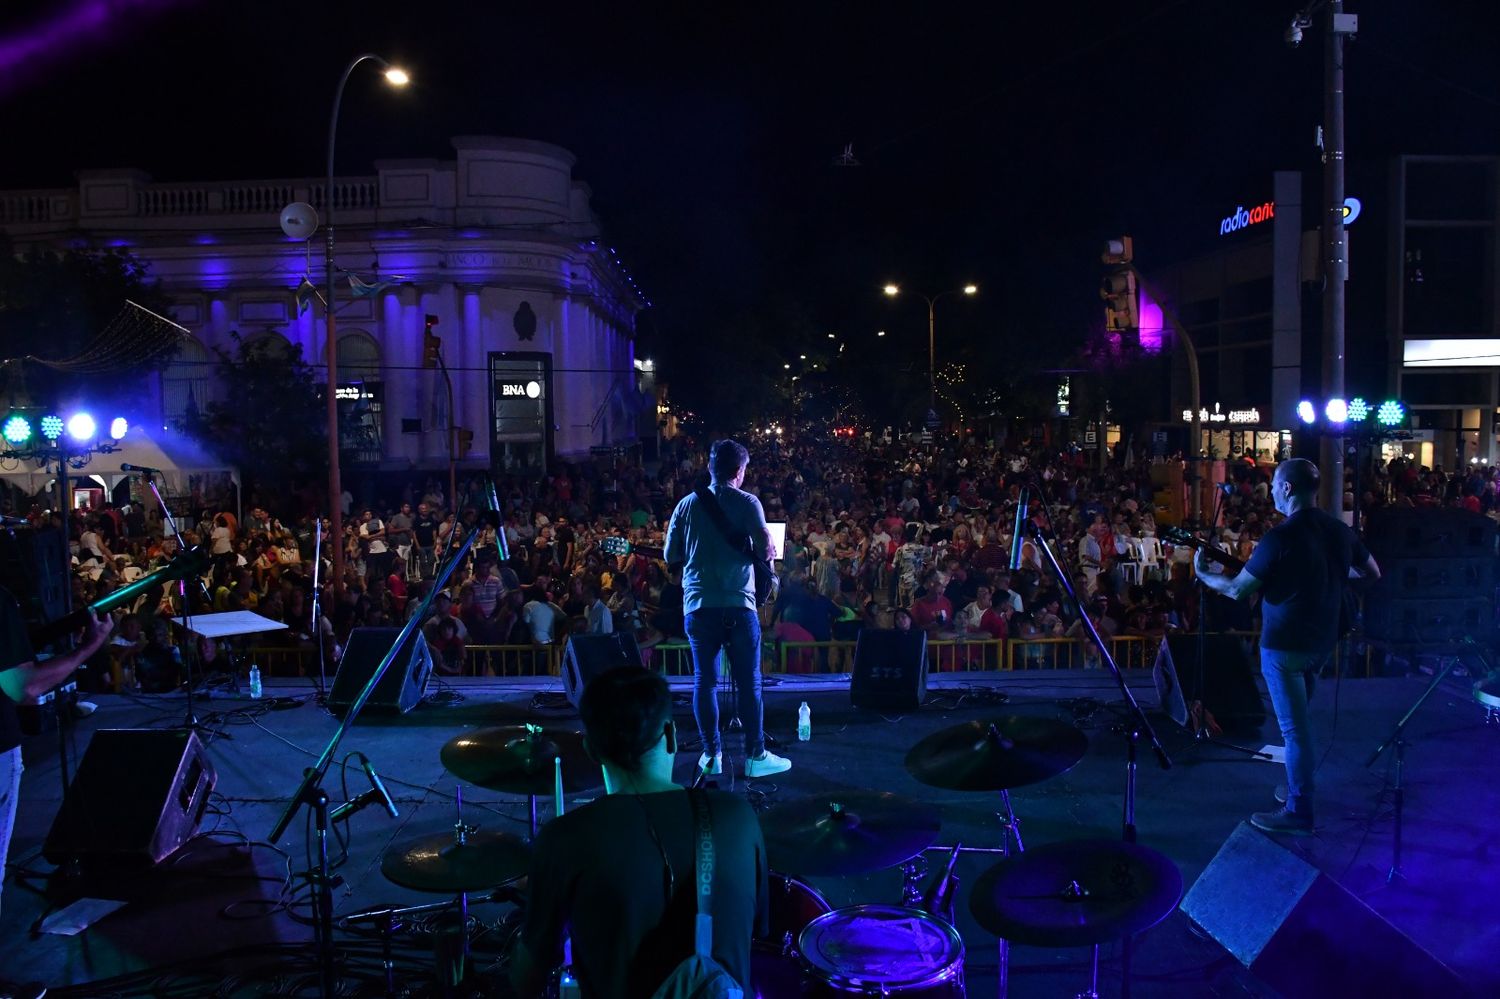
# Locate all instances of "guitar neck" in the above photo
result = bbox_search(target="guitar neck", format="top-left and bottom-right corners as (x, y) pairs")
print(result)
(1164, 531), (1244, 574)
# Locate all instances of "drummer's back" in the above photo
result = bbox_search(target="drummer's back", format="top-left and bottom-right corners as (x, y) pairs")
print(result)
(525, 787), (767, 997)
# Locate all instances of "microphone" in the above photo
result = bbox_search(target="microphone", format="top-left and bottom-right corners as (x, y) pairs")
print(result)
(362, 758), (399, 818)
(1008, 487), (1030, 571)
(121, 463), (163, 474)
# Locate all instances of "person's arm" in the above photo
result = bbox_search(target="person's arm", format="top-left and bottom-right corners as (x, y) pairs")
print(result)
(0, 612), (113, 703)
(1193, 548), (1263, 601)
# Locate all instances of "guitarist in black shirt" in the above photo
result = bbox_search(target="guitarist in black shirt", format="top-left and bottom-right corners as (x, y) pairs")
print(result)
(1192, 459), (1380, 835)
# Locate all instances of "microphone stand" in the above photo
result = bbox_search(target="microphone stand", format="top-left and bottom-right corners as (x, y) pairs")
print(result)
(310, 518), (327, 703)
(268, 517), (480, 999)
(1019, 473), (1170, 999)
(134, 469), (213, 732)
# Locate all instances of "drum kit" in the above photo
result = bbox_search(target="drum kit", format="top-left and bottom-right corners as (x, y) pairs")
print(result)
(750, 714), (1181, 998)
(346, 715), (1181, 998)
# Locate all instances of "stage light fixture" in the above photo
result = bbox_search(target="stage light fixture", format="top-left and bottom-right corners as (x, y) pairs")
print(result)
(1296, 400), (1316, 425)
(109, 417), (128, 440)
(40, 415), (64, 440)
(2, 414), (32, 445)
(1347, 397), (1369, 422)
(1376, 400), (1405, 426)
(66, 413), (97, 442)
(1324, 398), (1348, 423)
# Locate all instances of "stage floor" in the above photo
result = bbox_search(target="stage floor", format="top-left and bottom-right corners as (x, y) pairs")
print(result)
(3, 667), (1495, 997)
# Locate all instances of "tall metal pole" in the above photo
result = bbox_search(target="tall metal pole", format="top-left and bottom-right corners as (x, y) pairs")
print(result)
(324, 53), (390, 594)
(926, 296), (937, 417)
(1319, 2), (1351, 515)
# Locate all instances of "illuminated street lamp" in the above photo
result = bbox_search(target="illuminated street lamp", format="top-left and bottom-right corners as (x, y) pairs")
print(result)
(323, 54), (409, 593)
(882, 282), (978, 418)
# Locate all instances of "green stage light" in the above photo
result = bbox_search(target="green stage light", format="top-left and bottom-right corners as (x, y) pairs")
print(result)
(1347, 397), (1369, 422)
(2, 414), (32, 445)
(39, 415), (64, 440)
(1376, 400), (1405, 427)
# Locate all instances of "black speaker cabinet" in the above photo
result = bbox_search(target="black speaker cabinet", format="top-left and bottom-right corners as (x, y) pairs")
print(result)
(851, 629), (927, 711)
(1182, 822), (1465, 998)
(1152, 634), (1266, 733)
(45, 728), (216, 869)
(562, 632), (643, 707)
(0, 526), (69, 635)
(328, 627), (433, 716)
(1366, 507), (1497, 560)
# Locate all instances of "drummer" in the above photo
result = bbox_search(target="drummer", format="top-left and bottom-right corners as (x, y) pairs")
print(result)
(510, 666), (769, 997)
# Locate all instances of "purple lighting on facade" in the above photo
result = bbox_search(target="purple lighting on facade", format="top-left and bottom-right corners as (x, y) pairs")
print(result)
(1138, 291), (1164, 353)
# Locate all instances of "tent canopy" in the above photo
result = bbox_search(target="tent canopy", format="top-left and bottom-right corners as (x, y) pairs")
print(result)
(0, 424), (239, 502)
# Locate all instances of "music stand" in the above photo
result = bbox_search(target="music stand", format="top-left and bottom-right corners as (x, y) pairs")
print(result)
(172, 611), (288, 689)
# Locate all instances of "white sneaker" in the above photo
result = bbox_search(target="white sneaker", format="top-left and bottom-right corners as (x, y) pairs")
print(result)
(745, 750), (792, 779)
(696, 752), (722, 776)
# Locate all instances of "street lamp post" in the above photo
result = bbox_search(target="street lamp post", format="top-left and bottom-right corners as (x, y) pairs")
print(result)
(883, 283), (977, 420)
(324, 54), (407, 593)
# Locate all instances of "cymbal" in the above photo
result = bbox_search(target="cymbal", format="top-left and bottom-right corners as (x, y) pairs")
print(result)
(759, 790), (940, 876)
(969, 838), (1182, 948)
(440, 725), (600, 796)
(900, 711), (1092, 792)
(381, 828), (533, 893)
(904, 716), (1089, 792)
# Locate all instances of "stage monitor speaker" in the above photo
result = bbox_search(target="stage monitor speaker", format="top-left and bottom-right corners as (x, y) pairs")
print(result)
(562, 632), (644, 707)
(1182, 822), (1466, 998)
(1152, 634), (1265, 733)
(44, 728), (216, 870)
(851, 629), (927, 712)
(328, 627), (433, 716)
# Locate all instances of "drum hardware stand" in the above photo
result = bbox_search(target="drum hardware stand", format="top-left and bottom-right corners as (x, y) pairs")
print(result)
(1366, 648), (1465, 885)
(1020, 482), (1171, 999)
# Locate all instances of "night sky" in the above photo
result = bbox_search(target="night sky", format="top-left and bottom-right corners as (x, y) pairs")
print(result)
(3, 0), (1498, 400)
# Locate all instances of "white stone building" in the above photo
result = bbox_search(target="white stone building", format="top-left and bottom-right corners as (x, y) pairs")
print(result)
(0, 136), (650, 477)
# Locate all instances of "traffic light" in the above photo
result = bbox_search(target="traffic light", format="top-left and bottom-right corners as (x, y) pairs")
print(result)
(455, 427), (474, 457)
(423, 315), (442, 368)
(1101, 237), (1138, 333)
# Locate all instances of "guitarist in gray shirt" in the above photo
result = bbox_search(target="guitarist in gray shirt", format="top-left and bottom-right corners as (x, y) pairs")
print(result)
(665, 439), (792, 780)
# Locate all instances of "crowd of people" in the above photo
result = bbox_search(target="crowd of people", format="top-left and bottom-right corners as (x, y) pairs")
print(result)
(4, 431), (1496, 691)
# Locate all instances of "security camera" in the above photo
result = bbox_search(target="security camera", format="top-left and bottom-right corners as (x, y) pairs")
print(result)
(1284, 21), (1303, 46)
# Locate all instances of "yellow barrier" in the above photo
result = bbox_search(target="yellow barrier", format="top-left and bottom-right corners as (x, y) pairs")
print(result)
(251, 630), (1358, 679)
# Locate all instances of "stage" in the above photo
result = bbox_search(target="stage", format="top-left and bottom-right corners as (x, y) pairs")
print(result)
(3, 667), (1494, 997)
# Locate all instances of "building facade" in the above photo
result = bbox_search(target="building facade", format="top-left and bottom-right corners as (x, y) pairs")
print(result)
(0, 136), (650, 479)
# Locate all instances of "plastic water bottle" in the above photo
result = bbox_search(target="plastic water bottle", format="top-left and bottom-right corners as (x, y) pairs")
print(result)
(248, 664), (262, 699)
(798, 701), (811, 741)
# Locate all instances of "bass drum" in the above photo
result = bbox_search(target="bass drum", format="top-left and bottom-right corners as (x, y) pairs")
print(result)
(798, 904), (965, 996)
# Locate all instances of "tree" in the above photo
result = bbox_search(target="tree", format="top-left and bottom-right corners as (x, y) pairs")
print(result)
(0, 238), (178, 413)
(182, 333), (326, 498)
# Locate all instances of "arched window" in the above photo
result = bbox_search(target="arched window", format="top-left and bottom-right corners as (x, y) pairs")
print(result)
(337, 331), (381, 383)
(163, 336), (211, 422)
(244, 330), (294, 360)
(336, 331), (383, 464)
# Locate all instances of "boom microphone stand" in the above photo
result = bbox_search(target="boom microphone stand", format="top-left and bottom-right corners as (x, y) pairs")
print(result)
(1020, 472), (1171, 999)
(269, 515), (480, 999)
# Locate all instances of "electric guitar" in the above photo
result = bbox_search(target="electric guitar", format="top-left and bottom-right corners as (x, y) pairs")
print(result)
(1160, 525), (1360, 639)
(27, 546), (213, 647)
(597, 536), (665, 561)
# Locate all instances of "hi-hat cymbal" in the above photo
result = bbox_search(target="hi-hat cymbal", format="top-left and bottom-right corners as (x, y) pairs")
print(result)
(440, 725), (600, 796)
(969, 838), (1182, 948)
(381, 829), (533, 893)
(759, 790), (940, 876)
(904, 716), (1089, 792)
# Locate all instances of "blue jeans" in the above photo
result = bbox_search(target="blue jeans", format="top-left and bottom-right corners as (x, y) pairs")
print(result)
(1260, 648), (1325, 810)
(0, 746), (21, 917)
(686, 607), (764, 759)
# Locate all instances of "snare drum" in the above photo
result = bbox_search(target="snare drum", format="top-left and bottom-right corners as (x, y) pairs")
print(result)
(797, 904), (965, 996)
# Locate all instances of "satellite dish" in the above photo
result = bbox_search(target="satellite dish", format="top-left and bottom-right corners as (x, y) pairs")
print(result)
(280, 202), (319, 241)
